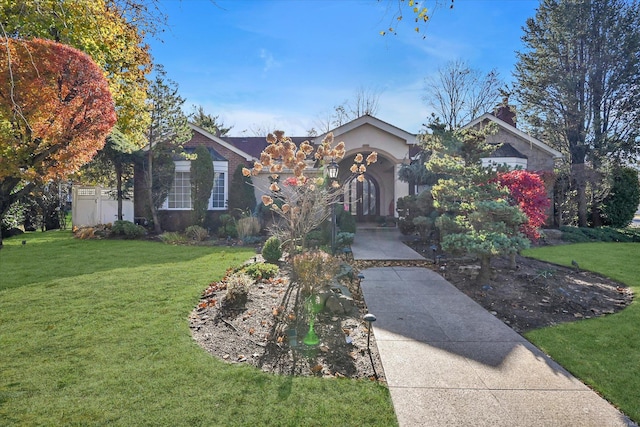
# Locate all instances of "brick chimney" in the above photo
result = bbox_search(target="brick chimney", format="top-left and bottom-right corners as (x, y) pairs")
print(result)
(494, 96), (516, 128)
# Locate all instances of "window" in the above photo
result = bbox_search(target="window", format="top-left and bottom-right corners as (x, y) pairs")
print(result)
(211, 172), (225, 209)
(161, 160), (228, 211)
(482, 157), (528, 170)
(167, 171), (191, 209)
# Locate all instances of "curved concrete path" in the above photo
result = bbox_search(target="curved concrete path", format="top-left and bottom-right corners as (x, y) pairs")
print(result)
(352, 228), (636, 427)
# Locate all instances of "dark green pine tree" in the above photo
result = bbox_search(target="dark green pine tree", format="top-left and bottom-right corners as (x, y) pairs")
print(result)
(189, 105), (233, 137)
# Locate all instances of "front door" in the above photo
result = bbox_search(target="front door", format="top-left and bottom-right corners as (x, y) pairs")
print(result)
(344, 174), (379, 221)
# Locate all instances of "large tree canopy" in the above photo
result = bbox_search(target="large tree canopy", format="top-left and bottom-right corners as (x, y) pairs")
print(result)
(515, 0), (640, 226)
(1, 0), (156, 145)
(0, 37), (116, 241)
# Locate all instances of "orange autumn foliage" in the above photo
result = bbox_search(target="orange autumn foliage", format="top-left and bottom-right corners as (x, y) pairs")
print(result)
(0, 38), (116, 182)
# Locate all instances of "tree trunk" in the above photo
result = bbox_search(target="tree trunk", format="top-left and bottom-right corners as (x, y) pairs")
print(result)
(146, 148), (162, 234)
(573, 163), (589, 227)
(475, 255), (492, 285)
(508, 252), (517, 270)
(115, 162), (123, 221)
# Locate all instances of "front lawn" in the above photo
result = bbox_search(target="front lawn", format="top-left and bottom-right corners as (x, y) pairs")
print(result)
(0, 231), (396, 426)
(523, 243), (640, 423)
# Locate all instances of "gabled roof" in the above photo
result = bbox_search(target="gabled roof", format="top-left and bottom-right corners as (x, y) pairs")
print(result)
(188, 123), (258, 162)
(489, 143), (527, 159)
(464, 113), (563, 159)
(314, 114), (418, 146)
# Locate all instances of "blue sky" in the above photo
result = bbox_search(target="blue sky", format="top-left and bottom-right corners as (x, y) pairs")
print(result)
(148, 0), (539, 136)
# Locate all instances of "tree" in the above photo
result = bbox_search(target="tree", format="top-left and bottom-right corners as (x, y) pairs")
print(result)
(348, 85), (381, 118)
(0, 37), (116, 245)
(514, 0), (640, 227)
(398, 147), (440, 193)
(600, 166), (640, 228)
(494, 170), (550, 241)
(314, 86), (382, 132)
(144, 65), (192, 234)
(424, 60), (503, 131)
(81, 128), (137, 221)
(1, 0), (157, 146)
(190, 145), (214, 226)
(228, 163), (256, 216)
(425, 121), (529, 283)
(379, 0), (455, 37)
(189, 105), (232, 137)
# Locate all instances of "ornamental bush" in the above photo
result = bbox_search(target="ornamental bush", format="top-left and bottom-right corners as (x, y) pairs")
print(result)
(223, 272), (252, 308)
(262, 236), (282, 263)
(111, 220), (146, 239)
(243, 262), (279, 280)
(185, 225), (208, 241)
(292, 250), (339, 296)
(236, 216), (261, 239)
(495, 170), (550, 240)
(217, 214), (237, 238)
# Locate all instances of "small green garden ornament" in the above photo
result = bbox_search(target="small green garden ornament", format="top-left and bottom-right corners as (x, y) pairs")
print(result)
(303, 295), (322, 346)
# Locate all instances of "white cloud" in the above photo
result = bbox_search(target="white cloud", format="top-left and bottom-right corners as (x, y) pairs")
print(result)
(259, 49), (280, 73)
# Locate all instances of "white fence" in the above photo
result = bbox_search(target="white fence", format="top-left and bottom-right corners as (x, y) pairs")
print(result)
(72, 186), (134, 227)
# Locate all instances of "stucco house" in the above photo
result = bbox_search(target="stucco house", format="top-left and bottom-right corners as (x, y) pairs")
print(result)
(133, 110), (561, 231)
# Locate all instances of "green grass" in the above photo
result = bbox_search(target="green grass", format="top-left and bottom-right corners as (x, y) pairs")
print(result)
(523, 243), (640, 422)
(0, 231), (396, 426)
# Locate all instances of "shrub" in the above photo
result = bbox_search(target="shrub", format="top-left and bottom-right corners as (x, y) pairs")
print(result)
(228, 163), (256, 214)
(242, 235), (263, 245)
(236, 216), (260, 239)
(185, 225), (208, 241)
(75, 226), (96, 240)
(243, 262), (279, 280)
(158, 232), (188, 244)
(223, 272), (253, 308)
(110, 220), (146, 239)
(495, 170), (550, 240)
(292, 250), (339, 296)
(413, 216), (434, 240)
(305, 229), (329, 248)
(396, 192), (435, 235)
(601, 166), (640, 228)
(337, 208), (356, 234)
(191, 145), (214, 226)
(217, 214), (237, 238)
(262, 236), (282, 263)
(559, 226), (640, 243)
(336, 232), (355, 248)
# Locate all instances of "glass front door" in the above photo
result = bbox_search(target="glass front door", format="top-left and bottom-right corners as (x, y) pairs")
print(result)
(344, 174), (379, 221)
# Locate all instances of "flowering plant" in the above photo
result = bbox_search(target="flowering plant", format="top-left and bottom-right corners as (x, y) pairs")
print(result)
(243, 131), (377, 253)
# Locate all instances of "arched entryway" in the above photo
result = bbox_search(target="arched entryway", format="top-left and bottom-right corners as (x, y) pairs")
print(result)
(344, 173), (380, 222)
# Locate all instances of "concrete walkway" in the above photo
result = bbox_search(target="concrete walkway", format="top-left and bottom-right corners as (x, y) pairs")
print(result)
(351, 228), (635, 427)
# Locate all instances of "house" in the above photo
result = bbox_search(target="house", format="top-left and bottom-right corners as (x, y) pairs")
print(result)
(133, 111), (560, 231)
(463, 104), (562, 172)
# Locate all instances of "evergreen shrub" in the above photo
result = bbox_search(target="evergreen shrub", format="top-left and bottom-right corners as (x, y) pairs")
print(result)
(262, 236), (282, 263)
